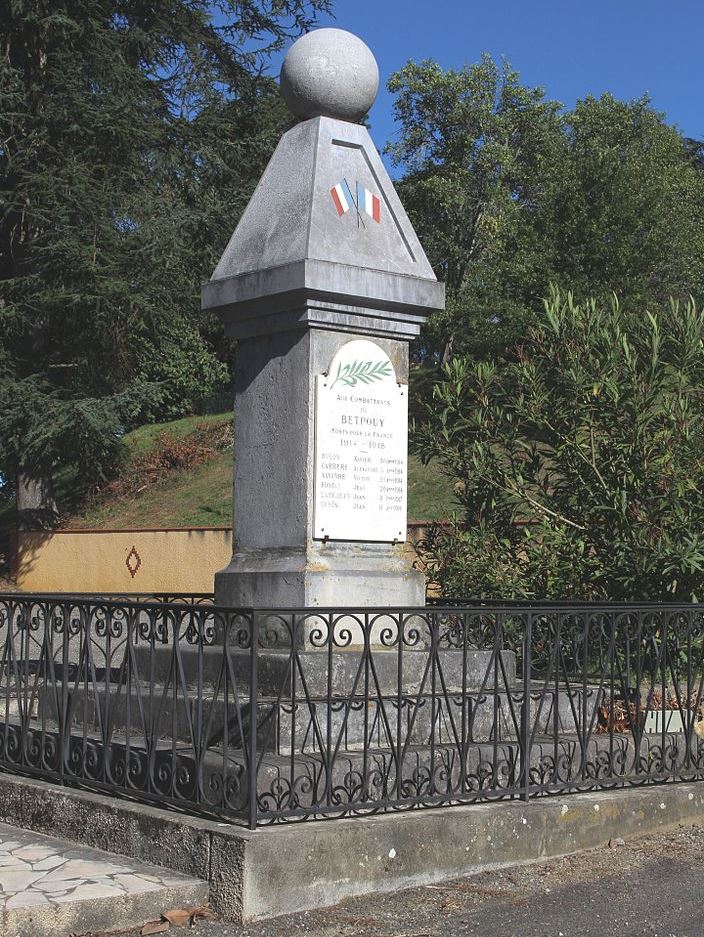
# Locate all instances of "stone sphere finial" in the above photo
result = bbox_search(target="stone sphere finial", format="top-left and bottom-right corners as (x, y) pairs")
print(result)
(280, 28), (379, 123)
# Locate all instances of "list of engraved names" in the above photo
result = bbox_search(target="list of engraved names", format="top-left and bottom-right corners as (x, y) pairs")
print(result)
(314, 374), (408, 542)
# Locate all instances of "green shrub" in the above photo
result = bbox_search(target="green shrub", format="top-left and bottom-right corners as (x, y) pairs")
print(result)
(416, 290), (704, 601)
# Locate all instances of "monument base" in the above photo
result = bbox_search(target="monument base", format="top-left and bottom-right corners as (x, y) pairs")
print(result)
(4, 773), (703, 922)
(214, 542), (425, 610)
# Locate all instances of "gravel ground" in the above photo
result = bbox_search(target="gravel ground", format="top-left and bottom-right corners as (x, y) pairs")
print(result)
(106, 823), (704, 937)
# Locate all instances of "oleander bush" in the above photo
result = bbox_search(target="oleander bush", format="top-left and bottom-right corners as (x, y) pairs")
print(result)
(416, 289), (704, 601)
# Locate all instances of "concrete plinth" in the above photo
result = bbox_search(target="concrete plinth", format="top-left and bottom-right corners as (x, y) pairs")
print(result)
(213, 327), (426, 613)
(3, 773), (704, 923)
(215, 545), (425, 611)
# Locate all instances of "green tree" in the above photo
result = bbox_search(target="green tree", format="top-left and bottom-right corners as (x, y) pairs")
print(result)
(415, 290), (704, 602)
(387, 56), (565, 363)
(542, 94), (704, 309)
(388, 60), (704, 364)
(0, 0), (327, 525)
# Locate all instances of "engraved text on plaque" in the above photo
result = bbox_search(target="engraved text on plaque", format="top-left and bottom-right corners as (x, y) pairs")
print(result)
(313, 339), (408, 542)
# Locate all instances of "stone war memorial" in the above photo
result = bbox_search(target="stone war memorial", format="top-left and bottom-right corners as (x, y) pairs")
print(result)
(1, 26), (704, 936)
(202, 26), (443, 614)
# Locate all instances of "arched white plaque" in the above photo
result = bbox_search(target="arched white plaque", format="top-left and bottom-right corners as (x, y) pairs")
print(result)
(313, 339), (407, 542)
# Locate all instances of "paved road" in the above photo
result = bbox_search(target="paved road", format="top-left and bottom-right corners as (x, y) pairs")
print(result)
(119, 824), (704, 937)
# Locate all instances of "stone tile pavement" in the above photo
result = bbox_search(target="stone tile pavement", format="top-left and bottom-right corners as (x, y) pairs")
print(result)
(0, 822), (208, 936)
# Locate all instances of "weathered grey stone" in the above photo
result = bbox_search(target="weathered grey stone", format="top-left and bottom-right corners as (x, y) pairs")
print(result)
(0, 775), (212, 883)
(3, 773), (704, 923)
(128, 643), (518, 695)
(228, 331), (406, 548)
(280, 28), (379, 122)
(215, 546), (426, 624)
(239, 783), (704, 921)
(213, 328), (426, 615)
(202, 117), (444, 340)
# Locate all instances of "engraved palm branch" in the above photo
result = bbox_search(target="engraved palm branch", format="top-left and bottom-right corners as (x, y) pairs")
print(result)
(330, 359), (393, 388)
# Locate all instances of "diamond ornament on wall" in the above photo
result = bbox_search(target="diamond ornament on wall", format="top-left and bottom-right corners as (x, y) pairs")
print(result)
(126, 546), (142, 579)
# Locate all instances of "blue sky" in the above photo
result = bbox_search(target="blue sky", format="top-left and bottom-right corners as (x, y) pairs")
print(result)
(273, 0), (703, 154)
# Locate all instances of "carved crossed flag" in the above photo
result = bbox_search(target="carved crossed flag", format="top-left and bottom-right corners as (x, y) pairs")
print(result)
(330, 179), (381, 224)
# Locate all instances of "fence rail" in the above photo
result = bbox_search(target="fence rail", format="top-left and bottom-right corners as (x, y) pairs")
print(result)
(0, 593), (703, 827)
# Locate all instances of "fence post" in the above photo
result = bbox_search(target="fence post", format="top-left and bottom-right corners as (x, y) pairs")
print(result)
(248, 611), (259, 830)
(521, 613), (532, 802)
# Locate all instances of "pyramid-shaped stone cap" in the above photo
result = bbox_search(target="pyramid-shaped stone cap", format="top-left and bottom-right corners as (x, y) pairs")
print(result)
(202, 116), (445, 340)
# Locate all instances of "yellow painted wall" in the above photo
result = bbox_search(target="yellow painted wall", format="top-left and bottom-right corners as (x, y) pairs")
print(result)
(16, 528), (232, 594)
(13, 523), (435, 595)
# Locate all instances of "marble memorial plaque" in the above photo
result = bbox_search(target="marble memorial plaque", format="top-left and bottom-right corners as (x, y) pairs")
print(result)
(314, 339), (408, 542)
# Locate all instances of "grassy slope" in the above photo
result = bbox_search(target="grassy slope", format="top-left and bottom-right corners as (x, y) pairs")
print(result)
(122, 412), (230, 454)
(66, 413), (457, 529)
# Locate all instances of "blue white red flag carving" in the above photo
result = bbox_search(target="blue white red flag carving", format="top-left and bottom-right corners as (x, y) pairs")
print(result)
(356, 182), (381, 223)
(330, 179), (381, 224)
(331, 180), (355, 216)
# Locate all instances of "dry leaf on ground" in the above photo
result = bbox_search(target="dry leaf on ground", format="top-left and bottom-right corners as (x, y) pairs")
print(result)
(162, 909), (191, 927)
(139, 922), (169, 936)
(162, 905), (216, 928)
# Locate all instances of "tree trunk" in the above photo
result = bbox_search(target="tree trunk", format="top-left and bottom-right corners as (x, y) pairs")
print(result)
(441, 335), (454, 367)
(16, 468), (57, 530)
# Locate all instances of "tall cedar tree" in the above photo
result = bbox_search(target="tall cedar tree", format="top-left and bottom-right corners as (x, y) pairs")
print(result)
(0, 0), (328, 525)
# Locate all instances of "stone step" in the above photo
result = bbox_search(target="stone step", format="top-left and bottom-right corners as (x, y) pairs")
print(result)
(0, 821), (208, 937)
(257, 728), (704, 810)
(131, 643), (518, 695)
(2, 715), (694, 825)
(241, 730), (700, 816)
(37, 681), (603, 754)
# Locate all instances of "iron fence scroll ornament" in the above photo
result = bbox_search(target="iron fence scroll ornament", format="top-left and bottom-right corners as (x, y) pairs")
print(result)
(1, 594), (703, 826)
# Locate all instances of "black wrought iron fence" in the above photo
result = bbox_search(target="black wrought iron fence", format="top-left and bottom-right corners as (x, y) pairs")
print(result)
(14, 592), (215, 605)
(0, 593), (703, 827)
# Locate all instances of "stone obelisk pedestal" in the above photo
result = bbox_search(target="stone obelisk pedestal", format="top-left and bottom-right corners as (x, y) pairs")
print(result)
(202, 29), (445, 620)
